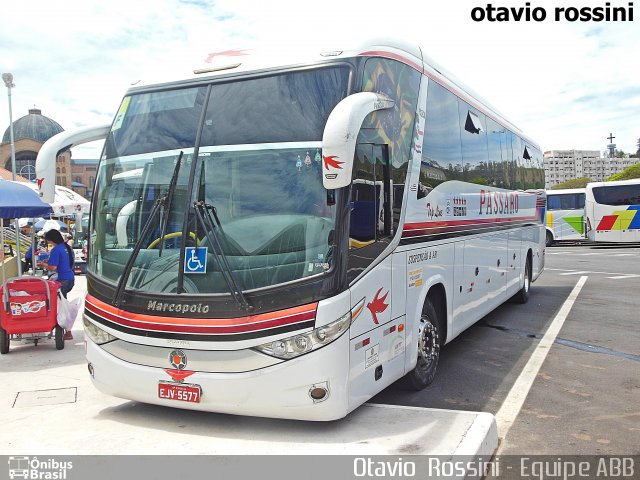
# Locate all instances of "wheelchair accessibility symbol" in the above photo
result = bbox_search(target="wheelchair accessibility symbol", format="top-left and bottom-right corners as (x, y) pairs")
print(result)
(184, 247), (207, 274)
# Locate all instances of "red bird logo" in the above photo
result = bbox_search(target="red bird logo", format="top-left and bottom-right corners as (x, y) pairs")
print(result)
(36, 177), (45, 189)
(204, 49), (250, 63)
(323, 155), (344, 170)
(366, 288), (389, 324)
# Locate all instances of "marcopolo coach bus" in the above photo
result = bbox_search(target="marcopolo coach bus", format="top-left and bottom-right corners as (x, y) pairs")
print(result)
(545, 188), (585, 246)
(36, 39), (545, 420)
(585, 179), (640, 243)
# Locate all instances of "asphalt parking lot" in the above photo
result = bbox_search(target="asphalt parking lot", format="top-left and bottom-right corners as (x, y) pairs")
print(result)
(374, 242), (640, 454)
(0, 243), (638, 458)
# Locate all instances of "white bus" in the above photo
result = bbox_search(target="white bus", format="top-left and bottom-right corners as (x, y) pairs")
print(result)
(545, 188), (585, 246)
(37, 39), (545, 420)
(585, 179), (640, 243)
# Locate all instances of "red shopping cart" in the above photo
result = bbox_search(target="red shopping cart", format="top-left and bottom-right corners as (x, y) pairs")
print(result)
(0, 276), (62, 354)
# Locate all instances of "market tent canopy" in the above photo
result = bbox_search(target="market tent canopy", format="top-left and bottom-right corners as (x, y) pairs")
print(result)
(12, 181), (90, 216)
(0, 180), (53, 218)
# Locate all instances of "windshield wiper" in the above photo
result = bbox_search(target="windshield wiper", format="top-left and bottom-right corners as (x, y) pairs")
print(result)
(112, 151), (184, 307)
(158, 152), (183, 257)
(193, 200), (251, 311)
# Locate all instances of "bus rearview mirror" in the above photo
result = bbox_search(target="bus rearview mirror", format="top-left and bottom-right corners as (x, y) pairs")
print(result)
(321, 92), (394, 190)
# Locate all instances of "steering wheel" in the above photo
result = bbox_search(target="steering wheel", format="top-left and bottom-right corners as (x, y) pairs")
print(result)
(148, 232), (199, 249)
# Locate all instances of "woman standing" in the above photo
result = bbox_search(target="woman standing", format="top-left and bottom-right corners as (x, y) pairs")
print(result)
(43, 229), (76, 340)
(43, 229), (75, 297)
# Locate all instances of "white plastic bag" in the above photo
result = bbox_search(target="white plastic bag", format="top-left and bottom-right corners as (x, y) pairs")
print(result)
(57, 293), (81, 331)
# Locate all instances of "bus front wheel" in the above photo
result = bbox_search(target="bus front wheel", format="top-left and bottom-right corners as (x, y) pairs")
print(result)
(545, 230), (554, 247)
(402, 298), (441, 390)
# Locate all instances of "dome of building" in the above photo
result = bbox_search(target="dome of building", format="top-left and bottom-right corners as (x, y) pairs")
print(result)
(2, 108), (64, 143)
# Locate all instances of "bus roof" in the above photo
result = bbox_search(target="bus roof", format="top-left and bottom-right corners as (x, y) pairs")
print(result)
(126, 37), (538, 150)
(546, 188), (586, 195)
(586, 178), (640, 190)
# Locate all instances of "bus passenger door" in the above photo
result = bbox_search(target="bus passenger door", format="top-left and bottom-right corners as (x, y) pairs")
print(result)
(347, 144), (403, 410)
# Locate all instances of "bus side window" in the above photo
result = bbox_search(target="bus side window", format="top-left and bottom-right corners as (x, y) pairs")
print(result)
(347, 143), (393, 282)
(349, 144), (393, 246)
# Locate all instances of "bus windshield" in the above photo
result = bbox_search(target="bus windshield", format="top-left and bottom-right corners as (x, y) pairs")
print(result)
(90, 66), (349, 296)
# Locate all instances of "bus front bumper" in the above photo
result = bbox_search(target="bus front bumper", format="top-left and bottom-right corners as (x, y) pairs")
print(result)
(85, 333), (351, 421)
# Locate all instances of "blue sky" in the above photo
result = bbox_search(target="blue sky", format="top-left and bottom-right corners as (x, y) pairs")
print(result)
(1, 0), (638, 158)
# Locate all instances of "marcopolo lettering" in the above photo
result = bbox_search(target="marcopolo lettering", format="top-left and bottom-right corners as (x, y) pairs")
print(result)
(147, 300), (210, 314)
(478, 189), (519, 215)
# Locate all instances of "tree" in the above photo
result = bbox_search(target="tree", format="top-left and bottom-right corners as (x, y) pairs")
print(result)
(550, 177), (592, 189)
(637, 137), (640, 156)
(607, 162), (640, 181)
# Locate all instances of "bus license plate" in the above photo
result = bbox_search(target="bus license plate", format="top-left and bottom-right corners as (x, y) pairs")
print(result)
(158, 382), (201, 403)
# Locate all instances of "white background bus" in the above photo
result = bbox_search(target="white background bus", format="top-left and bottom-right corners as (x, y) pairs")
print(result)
(545, 188), (585, 246)
(585, 179), (640, 243)
(37, 39), (545, 421)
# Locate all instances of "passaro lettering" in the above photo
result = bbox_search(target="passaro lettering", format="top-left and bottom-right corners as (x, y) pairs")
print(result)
(479, 189), (519, 215)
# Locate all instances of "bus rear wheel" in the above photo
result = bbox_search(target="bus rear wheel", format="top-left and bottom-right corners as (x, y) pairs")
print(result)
(402, 298), (441, 390)
(512, 256), (531, 304)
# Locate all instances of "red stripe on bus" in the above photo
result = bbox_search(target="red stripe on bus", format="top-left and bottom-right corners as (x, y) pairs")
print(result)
(85, 295), (317, 333)
(404, 216), (537, 230)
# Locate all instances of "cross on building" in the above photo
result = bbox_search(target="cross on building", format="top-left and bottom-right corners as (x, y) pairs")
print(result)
(606, 133), (616, 158)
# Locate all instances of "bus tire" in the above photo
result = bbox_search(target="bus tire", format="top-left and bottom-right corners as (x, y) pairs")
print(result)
(545, 230), (554, 247)
(0, 327), (9, 354)
(401, 298), (441, 390)
(512, 255), (531, 304)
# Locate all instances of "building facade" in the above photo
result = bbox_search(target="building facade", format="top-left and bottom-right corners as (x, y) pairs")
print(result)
(1, 108), (98, 198)
(544, 149), (637, 188)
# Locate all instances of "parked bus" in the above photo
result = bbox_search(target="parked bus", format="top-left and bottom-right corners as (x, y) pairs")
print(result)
(545, 188), (585, 246)
(585, 179), (640, 243)
(36, 39), (545, 420)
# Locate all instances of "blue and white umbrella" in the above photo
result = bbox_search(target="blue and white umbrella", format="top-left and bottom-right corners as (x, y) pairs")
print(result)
(34, 219), (69, 232)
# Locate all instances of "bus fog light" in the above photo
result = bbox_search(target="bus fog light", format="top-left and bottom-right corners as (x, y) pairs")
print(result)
(87, 362), (94, 378)
(309, 382), (330, 403)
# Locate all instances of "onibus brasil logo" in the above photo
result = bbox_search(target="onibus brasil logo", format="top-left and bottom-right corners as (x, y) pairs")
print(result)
(8, 456), (73, 479)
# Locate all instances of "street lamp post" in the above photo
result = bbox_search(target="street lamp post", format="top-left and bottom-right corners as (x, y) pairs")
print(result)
(2, 73), (17, 181)
(2, 72), (22, 275)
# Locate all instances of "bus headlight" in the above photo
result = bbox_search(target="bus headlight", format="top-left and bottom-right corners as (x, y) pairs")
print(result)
(254, 310), (352, 360)
(83, 316), (117, 345)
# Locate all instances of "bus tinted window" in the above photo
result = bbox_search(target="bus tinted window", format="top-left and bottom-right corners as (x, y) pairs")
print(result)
(459, 101), (489, 181)
(106, 87), (207, 157)
(420, 80), (462, 187)
(200, 66), (350, 145)
(592, 184), (640, 206)
(547, 193), (585, 210)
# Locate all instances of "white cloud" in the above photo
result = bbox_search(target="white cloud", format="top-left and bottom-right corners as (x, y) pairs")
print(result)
(1, 0), (638, 158)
